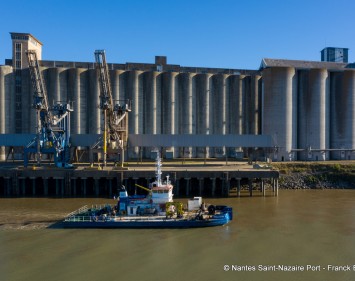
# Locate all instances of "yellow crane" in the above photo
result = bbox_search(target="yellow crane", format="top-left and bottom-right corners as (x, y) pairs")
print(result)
(135, 184), (152, 194)
(93, 50), (131, 167)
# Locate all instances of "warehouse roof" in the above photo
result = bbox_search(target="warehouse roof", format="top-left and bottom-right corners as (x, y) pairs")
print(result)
(260, 58), (349, 71)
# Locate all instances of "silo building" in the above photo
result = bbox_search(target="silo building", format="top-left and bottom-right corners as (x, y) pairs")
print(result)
(1, 32), (262, 160)
(260, 58), (355, 161)
(1, 32), (355, 161)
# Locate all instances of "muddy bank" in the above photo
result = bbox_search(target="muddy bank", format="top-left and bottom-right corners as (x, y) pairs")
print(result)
(272, 162), (355, 189)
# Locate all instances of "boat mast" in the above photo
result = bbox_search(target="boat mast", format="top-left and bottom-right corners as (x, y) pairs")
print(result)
(155, 151), (162, 186)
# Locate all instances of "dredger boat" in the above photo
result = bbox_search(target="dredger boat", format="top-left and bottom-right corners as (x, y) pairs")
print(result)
(63, 154), (233, 228)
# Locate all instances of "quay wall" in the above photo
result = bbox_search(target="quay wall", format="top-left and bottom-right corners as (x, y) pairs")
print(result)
(0, 167), (279, 198)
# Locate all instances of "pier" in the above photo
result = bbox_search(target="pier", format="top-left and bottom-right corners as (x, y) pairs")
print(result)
(0, 162), (279, 198)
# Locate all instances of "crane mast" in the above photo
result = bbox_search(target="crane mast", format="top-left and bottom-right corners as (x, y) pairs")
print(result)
(24, 50), (73, 168)
(93, 50), (130, 167)
(95, 50), (114, 111)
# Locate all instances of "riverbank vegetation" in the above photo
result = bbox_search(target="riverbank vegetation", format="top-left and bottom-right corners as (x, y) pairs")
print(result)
(272, 162), (355, 189)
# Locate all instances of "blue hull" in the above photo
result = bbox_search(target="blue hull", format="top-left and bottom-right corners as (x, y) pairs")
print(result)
(62, 216), (230, 229)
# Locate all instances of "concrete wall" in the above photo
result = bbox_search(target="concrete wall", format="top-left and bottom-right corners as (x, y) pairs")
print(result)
(262, 67), (355, 161)
(298, 69), (329, 161)
(177, 73), (196, 158)
(330, 70), (355, 160)
(0, 66), (13, 160)
(341, 70), (355, 160)
(211, 74), (228, 157)
(68, 68), (87, 134)
(5, 61), (355, 161)
(11, 36), (42, 69)
(0, 65), (295, 160)
(262, 67), (297, 161)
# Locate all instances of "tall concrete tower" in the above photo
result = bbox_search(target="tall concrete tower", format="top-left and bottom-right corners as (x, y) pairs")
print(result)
(321, 47), (348, 63)
(10, 32), (43, 132)
(10, 32), (43, 69)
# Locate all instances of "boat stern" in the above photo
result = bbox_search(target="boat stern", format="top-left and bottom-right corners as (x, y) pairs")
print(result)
(216, 205), (233, 221)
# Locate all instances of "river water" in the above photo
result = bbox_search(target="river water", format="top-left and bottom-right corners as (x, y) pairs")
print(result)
(1, 190), (355, 281)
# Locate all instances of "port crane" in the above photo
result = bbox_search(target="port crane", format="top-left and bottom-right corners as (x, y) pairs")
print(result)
(24, 50), (73, 168)
(91, 50), (130, 167)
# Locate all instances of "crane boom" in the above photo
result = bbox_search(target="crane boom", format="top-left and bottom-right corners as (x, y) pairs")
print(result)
(135, 184), (152, 194)
(26, 50), (52, 127)
(93, 50), (131, 167)
(95, 50), (114, 110)
(24, 50), (73, 168)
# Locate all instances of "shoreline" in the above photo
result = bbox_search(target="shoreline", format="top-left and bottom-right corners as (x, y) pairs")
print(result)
(273, 162), (355, 189)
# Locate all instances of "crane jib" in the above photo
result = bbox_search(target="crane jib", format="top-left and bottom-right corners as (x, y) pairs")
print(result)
(93, 49), (131, 167)
(24, 50), (73, 168)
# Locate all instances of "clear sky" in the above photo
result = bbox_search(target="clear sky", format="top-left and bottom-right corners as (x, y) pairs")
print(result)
(0, 0), (354, 70)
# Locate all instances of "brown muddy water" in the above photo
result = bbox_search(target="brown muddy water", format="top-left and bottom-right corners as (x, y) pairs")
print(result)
(1, 190), (355, 281)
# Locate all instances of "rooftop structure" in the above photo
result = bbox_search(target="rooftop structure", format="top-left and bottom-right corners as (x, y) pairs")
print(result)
(321, 47), (348, 63)
(260, 58), (348, 70)
(9, 32), (43, 132)
(10, 32), (43, 69)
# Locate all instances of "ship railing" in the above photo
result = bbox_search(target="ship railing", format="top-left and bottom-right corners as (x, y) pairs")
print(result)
(65, 205), (89, 218)
(115, 215), (171, 222)
(89, 204), (114, 210)
(65, 214), (114, 222)
(64, 215), (93, 222)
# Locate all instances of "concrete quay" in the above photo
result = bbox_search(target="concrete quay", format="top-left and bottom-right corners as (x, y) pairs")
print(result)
(0, 161), (279, 198)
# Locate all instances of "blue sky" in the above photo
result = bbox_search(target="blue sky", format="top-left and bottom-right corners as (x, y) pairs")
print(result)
(0, 0), (354, 70)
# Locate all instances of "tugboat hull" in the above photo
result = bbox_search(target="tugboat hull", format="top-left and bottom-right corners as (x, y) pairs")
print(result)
(62, 213), (231, 229)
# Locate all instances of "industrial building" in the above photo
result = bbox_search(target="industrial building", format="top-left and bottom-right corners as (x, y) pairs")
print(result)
(321, 47), (348, 63)
(1, 32), (355, 162)
(261, 58), (355, 161)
